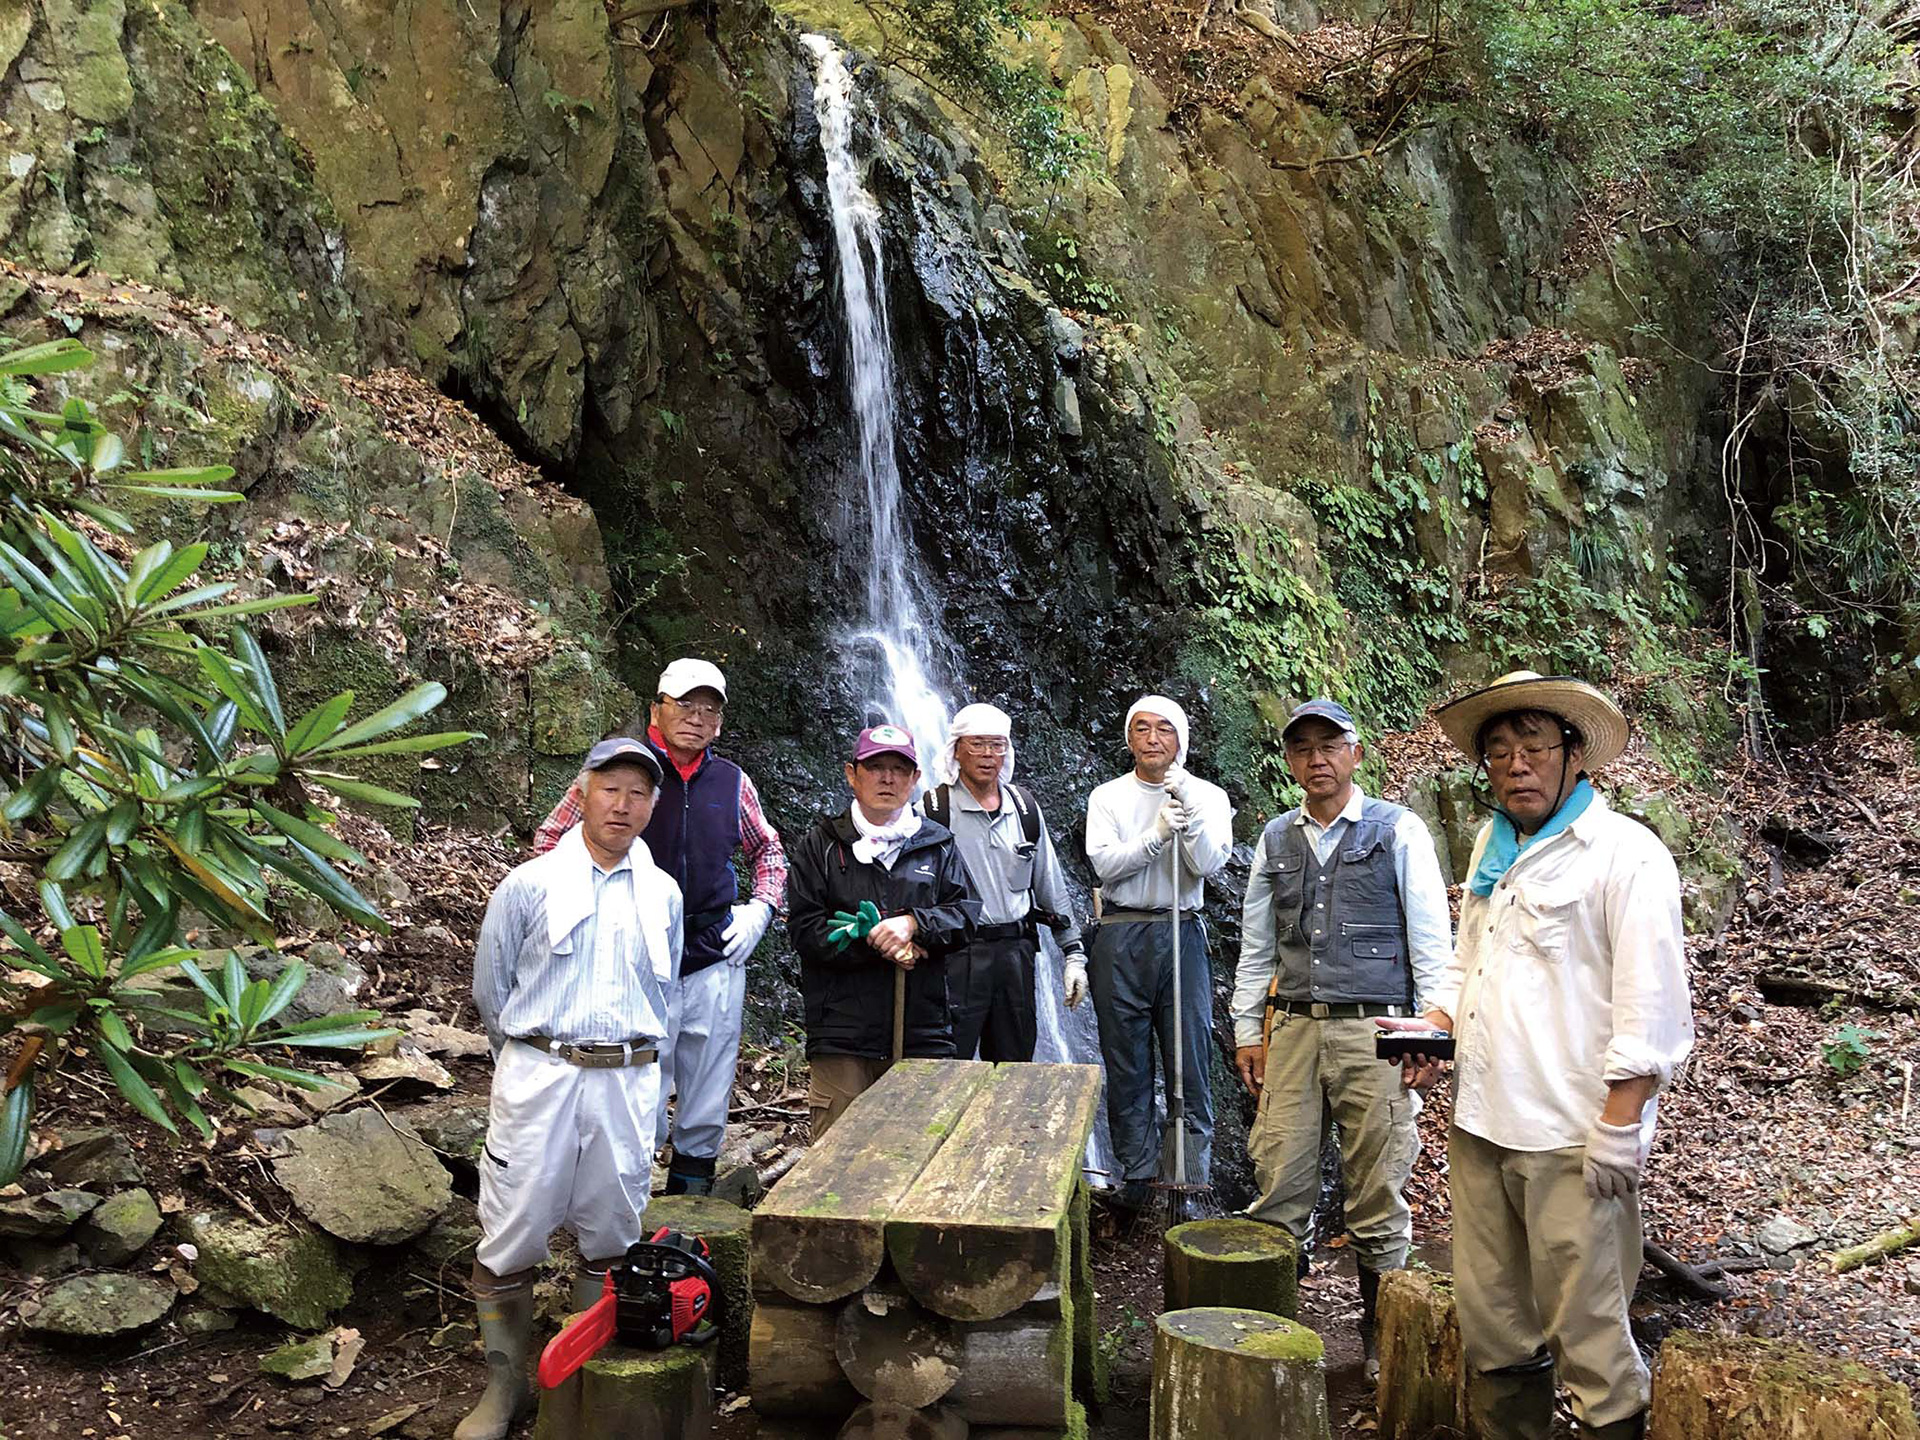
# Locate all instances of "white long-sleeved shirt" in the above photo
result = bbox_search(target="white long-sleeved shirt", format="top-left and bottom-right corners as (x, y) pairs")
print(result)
(1085, 770), (1233, 909)
(1429, 792), (1694, 1152)
(1229, 786), (1453, 1046)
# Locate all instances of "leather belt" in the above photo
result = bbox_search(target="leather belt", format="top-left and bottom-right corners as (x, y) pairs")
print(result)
(516, 1035), (658, 1068)
(974, 920), (1038, 942)
(1265, 1000), (1407, 1020)
(1097, 908), (1174, 925)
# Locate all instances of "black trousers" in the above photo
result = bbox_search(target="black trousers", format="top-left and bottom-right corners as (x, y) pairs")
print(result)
(948, 934), (1038, 1062)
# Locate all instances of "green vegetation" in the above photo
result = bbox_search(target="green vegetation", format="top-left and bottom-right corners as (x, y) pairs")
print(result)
(0, 338), (480, 1171)
(1820, 1023), (1882, 1078)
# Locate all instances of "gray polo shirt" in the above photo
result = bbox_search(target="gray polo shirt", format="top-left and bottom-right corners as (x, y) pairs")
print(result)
(945, 783), (1085, 956)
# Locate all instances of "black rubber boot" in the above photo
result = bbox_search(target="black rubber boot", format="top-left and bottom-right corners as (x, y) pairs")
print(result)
(1467, 1350), (1557, 1440)
(664, 1153), (717, 1196)
(1357, 1265), (1383, 1382)
(1579, 1415), (1647, 1440)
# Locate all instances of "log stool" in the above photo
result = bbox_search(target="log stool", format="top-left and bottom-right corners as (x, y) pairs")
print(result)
(1374, 1268), (1466, 1440)
(1150, 1307), (1329, 1440)
(644, 1192), (752, 1390)
(532, 1342), (713, 1440)
(1649, 1332), (1920, 1440)
(1162, 1217), (1299, 1318)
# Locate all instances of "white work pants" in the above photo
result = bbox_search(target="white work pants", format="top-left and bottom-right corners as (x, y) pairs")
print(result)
(654, 960), (747, 1160)
(477, 1039), (660, 1274)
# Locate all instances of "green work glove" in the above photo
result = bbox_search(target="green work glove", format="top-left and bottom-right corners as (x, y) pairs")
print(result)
(826, 910), (863, 949)
(857, 900), (883, 932)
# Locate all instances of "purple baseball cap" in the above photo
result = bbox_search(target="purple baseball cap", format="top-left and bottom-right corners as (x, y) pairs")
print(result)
(852, 724), (919, 766)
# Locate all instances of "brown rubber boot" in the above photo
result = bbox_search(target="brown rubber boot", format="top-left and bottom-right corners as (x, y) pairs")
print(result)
(1466, 1350), (1557, 1440)
(454, 1270), (534, 1440)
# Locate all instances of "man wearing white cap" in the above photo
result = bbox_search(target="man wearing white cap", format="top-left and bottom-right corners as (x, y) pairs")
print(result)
(533, 658), (787, 1197)
(1379, 671), (1693, 1440)
(1085, 695), (1233, 1210)
(922, 702), (1087, 1061)
(461, 737), (678, 1440)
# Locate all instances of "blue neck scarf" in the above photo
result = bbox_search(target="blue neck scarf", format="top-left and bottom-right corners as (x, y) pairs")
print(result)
(1469, 777), (1595, 897)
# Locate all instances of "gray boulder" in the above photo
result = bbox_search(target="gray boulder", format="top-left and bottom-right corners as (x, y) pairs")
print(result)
(80, 1187), (163, 1266)
(8, 1237), (80, 1276)
(268, 1109), (452, 1244)
(0, 1188), (99, 1237)
(242, 944), (368, 1024)
(181, 1209), (353, 1329)
(25, 1273), (173, 1338)
(412, 1194), (481, 1267)
(406, 1098), (488, 1168)
(40, 1128), (144, 1190)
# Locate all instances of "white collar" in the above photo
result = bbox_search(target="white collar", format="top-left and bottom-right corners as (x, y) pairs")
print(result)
(1296, 784), (1366, 830)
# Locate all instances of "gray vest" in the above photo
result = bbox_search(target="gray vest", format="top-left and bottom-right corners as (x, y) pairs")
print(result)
(1262, 796), (1412, 1006)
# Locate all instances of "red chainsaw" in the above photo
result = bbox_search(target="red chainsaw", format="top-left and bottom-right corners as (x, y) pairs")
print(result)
(537, 1227), (722, 1388)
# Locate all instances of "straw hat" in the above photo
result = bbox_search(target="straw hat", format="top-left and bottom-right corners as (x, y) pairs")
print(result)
(1434, 670), (1629, 771)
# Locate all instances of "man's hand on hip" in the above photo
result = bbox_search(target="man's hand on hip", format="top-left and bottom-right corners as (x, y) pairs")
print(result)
(722, 900), (773, 964)
(1234, 1044), (1265, 1097)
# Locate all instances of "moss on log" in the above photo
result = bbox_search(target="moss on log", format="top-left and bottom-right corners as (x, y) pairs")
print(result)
(644, 1193), (751, 1392)
(1374, 1268), (1465, 1440)
(754, 1060), (992, 1305)
(532, 1339), (713, 1440)
(1648, 1331), (1919, 1440)
(1149, 1308), (1330, 1440)
(1069, 1179), (1106, 1405)
(1162, 1217), (1298, 1319)
(749, 1299), (864, 1417)
(886, 1063), (1103, 1322)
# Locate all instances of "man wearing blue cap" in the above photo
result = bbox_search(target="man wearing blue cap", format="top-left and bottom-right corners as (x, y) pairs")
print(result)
(1230, 698), (1451, 1379)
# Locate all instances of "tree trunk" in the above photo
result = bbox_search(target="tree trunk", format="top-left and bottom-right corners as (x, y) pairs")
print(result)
(532, 1341), (713, 1440)
(750, 1299), (864, 1417)
(642, 1193), (752, 1391)
(947, 1307), (1073, 1427)
(1373, 1269), (1466, 1440)
(836, 1283), (962, 1407)
(838, 1401), (969, 1440)
(1150, 1308), (1330, 1440)
(1162, 1217), (1299, 1319)
(1829, 1215), (1920, 1274)
(886, 1064), (1104, 1321)
(754, 1060), (993, 1305)
(1648, 1331), (1919, 1440)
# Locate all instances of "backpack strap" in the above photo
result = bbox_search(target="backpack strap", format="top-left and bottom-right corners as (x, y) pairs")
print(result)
(1006, 783), (1042, 848)
(923, 782), (951, 830)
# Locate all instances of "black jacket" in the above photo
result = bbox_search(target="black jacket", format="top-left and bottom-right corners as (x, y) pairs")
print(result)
(787, 809), (980, 1060)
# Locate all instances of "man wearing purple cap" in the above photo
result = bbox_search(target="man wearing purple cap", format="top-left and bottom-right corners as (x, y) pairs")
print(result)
(786, 725), (981, 1137)
(1230, 697), (1451, 1379)
(459, 737), (679, 1440)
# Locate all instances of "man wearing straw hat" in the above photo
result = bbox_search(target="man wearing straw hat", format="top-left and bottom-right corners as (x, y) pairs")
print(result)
(922, 702), (1088, 1061)
(785, 724), (980, 1137)
(1085, 695), (1233, 1212)
(1379, 671), (1694, 1440)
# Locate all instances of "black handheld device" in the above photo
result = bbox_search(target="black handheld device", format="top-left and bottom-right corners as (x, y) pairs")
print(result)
(1374, 1029), (1455, 1062)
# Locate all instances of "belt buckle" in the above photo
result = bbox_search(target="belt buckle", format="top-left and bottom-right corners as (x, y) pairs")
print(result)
(1309, 1002), (1330, 1019)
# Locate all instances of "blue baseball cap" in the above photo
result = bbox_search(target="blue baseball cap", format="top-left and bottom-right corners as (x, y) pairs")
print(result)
(1282, 698), (1358, 740)
(584, 736), (664, 784)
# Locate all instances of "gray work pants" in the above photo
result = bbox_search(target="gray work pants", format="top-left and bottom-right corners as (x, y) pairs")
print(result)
(1090, 916), (1214, 1185)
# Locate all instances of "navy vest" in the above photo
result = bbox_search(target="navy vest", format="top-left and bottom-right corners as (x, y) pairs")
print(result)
(1260, 795), (1412, 1006)
(641, 738), (744, 976)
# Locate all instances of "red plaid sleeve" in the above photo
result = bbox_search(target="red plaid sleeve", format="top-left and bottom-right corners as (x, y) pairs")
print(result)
(738, 771), (788, 912)
(532, 782), (583, 854)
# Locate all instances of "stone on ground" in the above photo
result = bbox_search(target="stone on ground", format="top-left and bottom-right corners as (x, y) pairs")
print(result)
(412, 1193), (482, 1266)
(25, 1272), (173, 1338)
(405, 1097), (488, 1167)
(79, 1186), (162, 1265)
(0, 1187), (100, 1237)
(39, 1127), (144, 1189)
(260, 1333), (336, 1381)
(182, 1209), (353, 1329)
(268, 1107), (452, 1244)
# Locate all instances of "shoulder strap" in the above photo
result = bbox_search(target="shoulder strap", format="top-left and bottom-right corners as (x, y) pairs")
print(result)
(1006, 783), (1042, 847)
(924, 783), (951, 829)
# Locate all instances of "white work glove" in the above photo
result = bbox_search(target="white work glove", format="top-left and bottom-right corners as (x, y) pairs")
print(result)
(722, 901), (773, 965)
(1062, 956), (1089, 1010)
(1152, 798), (1190, 841)
(1163, 764), (1191, 803)
(1582, 1118), (1644, 1201)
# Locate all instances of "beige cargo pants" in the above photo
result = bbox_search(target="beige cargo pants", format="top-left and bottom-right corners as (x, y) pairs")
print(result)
(1245, 1013), (1418, 1271)
(1449, 1126), (1650, 1428)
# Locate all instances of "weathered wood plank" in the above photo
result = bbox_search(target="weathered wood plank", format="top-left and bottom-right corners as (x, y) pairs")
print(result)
(749, 1299), (864, 1417)
(886, 1063), (1103, 1322)
(1067, 1179), (1105, 1405)
(947, 1307), (1072, 1428)
(753, 1060), (993, 1304)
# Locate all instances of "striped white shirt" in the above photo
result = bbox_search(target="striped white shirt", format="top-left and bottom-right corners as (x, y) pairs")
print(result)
(473, 830), (681, 1049)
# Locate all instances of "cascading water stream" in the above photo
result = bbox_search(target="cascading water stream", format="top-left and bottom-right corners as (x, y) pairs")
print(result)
(802, 34), (1116, 1186)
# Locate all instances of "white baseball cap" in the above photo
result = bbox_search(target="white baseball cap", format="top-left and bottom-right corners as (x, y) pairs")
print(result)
(657, 658), (727, 701)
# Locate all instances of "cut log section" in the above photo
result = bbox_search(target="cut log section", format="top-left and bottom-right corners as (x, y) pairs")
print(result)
(1150, 1307), (1330, 1440)
(887, 1063), (1103, 1321)
(837, 1283), (963, 1407)
(1373, 1269), (1465, 1440)
(1648, 1331), (1920, 1440)
(1068, 1179), (1105, 1405)
(753, 1060), (992, 1305)
(1162, 1217), (1299, 1319)
(750, 1299), (865, 1417)
(973, 1399), (1086, 1439)
(948, 1306), (1073, 1427)
(532, 1341), (713, 1440)
(838, 1401), (969, 1440)
(642, 1193), (752, 1391)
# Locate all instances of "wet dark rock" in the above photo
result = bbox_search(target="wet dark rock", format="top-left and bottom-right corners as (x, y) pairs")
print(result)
(0, 1187), (100, 1238)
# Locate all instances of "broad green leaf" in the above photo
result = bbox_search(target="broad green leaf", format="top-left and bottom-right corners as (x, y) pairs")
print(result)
(230, 626), (284, 734)
(173, 1060), (206, 1098)
(37, 882), (75, 933)
(255, 1024), (399, 1051)
(173, 593), (314, 622)
(269, 1008), (384, 1035)
(283, 692), (355, 756)
(157, 776), (224, 803)
(0, 338), (92, 376)
(130, 541), (207, 607)
(116, 464), (237, 488)
(221, 1058), (346, 1090)
(104, 798), (139, 846)
(95, 1040), (177, 1134)
(59, 924), (105, 980)
(119, 944), (194, 983)
(103, 484), (242, 503)
(27, 1002), (83, 1033)
(160, 1067), (214, 1141)
(1, 765), (61, 822)
(63, 495), (133, 534)
(173, 957), (230, 1018)
(0, 1077), (32, 1188)
(90, 432), (125, 474)
(0, 665), (26, 698)
(40, 696), (74, 757)
(250, 798), (364, 867)
(96, 1009), (133, 1052)
(221, 951), (247, 1018)
(147, 582), (236, 617)
(45, 817), (105, 881)
(157, 832), (268, 930)
(305, 773), (420, 809)
(256, 961), (309, 1030)
(309, 682), (449, 754)
(237, 976), (270, 1035)
(193, 647), (271, 735)
(316, 730), (483, 760)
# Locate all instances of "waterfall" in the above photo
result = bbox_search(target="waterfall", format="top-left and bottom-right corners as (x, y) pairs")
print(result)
(801, 34), (1118, 1187)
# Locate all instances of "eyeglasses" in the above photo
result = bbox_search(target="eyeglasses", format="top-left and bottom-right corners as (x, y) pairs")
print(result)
(666, 698), (724, 721)
(1482, 742), (1566, 771)
(1285, 740), (1353, 761)
(956, 738), (1008, 755)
